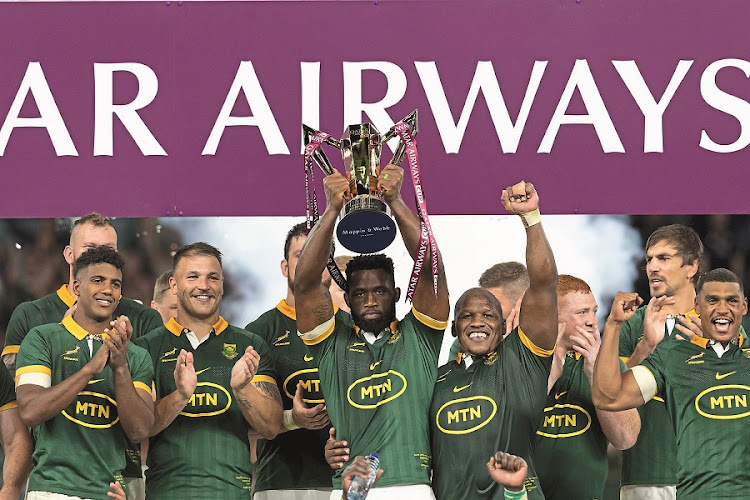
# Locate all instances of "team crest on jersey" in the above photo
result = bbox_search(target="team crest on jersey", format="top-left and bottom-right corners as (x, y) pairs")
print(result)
(180, 382), (232, 417)
(273, 332), (291, 347)
(62, 345), (80, 361)
(742, 348), (750, 359)
(695, 384), (750, 420)
(435, 395), (497, 435)
(387, 329), (401, 344)
(484, 351), (498, 366)
(536, 403), (592, 438)
(222, 343), (238, 359)
(63, 392), (119, 428)
(283, 369), (324, 404)
(686, 352), (705, 364)
(347, 370), (407, 409)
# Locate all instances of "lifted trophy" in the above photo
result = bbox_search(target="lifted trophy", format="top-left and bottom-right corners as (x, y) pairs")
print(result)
(303, 110), (417, 254)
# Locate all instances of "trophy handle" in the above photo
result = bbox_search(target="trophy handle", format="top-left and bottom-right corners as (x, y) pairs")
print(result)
(303, 124), (343, 176)
(382, 110), (418, 166)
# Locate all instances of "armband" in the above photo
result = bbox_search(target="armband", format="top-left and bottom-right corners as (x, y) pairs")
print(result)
(283, 409), (300, 431)
(519, 209), (541, 229)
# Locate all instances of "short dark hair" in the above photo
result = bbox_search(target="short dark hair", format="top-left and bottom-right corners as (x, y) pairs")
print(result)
(646, 224), (703, 281)
(284, 223), (308, 260)
(173, 242), (223, 269)
(73, 245), (124, 277)
(70, 212), (113, 237)
(345, 254), (395, 293)
(696, 268), (744, 295)
(153, 270), (173, 303)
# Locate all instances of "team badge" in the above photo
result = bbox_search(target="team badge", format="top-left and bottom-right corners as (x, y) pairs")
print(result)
(742, 348), (750, 359)
(484, 351), (498, 365)
(222, 343), (238, 359)
(387, 329), (401, 344)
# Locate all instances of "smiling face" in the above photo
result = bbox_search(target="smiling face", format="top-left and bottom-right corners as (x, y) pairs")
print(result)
(345, 268), (399, 334)
(73, 262), (122, 323)
(453, 288), (504, 357)
(645, 240), (698, 298)
(695, 280), (747, 345)
(171, 254), (224, 323)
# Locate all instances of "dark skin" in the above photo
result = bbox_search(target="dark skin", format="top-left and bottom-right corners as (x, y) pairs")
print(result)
(17, 263), (154, 442)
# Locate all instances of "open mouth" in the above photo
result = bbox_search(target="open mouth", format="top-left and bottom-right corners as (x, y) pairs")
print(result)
(192, 294), (213, 303)
(467, 331), (488, 340)
(712, 318), (732, 334)
(95, 297), (113, 306)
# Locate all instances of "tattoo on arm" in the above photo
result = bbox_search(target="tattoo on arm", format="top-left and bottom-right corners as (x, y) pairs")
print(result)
(312, 301), (334, 324)
(238, 398), (252, 409)
(254, 381), (282, 405)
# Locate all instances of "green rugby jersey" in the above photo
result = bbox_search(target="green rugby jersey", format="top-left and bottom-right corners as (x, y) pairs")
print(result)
(302, 308), (446, 489)
(2, 284), (163, 478)
(16, 315), (153, 500)
(429, 328), (552, 500)
(535, 354), (628, 500)
(246, 301), (352, 491)
(3, 284), (163, 356)
(0, 362), (16, 411)
(619, 307), (749, 487)
(135, 317), (277, 499)
(638, 335), (750, 499)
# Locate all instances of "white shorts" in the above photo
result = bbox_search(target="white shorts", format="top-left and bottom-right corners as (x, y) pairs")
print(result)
(620, 485), (676, 500)
(254, 490), (331, 500)
(27, 493), (92, 500)
(329, 484), (435, 500)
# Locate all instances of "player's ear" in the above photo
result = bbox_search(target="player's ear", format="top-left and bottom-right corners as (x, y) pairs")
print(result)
(169, 276), (177, 295)
(451, 320), (457, 337)
(72, 279), (81, 297)
(281, 259), (289, 278)
(344, 293), (351, 310)
(393, 287), (401, 303)
(63, 245), (74, 266)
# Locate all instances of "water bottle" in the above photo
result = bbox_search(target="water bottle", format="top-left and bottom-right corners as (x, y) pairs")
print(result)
(346, 452), (380, 500)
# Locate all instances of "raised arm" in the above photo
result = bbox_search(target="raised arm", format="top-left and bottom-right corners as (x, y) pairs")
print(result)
(377, 164), (449, 321)
(295, 172), (349, 333)
(592, 293), (649, 411)
(505, 182), (558, 351)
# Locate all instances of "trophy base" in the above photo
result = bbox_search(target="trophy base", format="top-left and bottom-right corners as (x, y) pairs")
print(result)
(337, 197), (396, 254)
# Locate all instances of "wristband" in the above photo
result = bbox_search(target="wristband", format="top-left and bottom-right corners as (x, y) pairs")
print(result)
(504, 486), (527, 500)
(283, 409), (299, 431)
(519, 209), (541, 229)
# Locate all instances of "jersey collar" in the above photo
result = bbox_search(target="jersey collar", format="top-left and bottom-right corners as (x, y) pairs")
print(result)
(62, 315), (110, 341)
(354, 320), (398, 337)
(165, 316), (229, 337)
(57, 284), (77, 308)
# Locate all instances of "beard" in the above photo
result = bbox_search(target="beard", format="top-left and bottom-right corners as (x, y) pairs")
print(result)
(352, 302), (397, 334)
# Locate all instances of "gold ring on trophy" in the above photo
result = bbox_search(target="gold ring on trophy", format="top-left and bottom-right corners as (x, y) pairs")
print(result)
(383, 173), (389, 180)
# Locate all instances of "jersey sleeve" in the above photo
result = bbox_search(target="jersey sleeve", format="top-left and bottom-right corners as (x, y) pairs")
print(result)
(128, 344), (155, 394)
(0, 363), (17, 411)
(406, 308), (448, 363)
(637, 343), (666, 396)
(3, 303), (32, 356)
(245, 314), (272, 344)
(16, 328), (52, 386)
(247, 333), (277, 385)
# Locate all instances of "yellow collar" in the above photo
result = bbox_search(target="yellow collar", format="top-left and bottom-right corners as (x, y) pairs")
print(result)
(165, 316), (229, 337)
(57, 284), (77, 308)
(62, 315), (109, 341)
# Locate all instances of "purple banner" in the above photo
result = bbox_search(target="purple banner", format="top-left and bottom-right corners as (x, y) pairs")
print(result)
(1, 1), (749, 217)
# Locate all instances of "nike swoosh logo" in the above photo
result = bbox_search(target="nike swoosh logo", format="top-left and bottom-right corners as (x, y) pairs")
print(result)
(370, 361), (382, 370)
(554, 391), (568, 400)
(716, 371), (737, 380)
(88, 379), (104, 385)
(453, 383), (472, 393)
(304, 355), (314, 362)
(195, 368), (210, 376)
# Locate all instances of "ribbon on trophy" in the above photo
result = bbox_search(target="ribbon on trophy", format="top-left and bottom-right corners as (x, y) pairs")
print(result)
(390, 120), (440, 301)
(303, 130), (349, 292)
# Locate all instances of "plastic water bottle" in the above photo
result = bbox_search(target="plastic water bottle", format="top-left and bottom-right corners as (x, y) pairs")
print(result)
(347, 452), (380, 500)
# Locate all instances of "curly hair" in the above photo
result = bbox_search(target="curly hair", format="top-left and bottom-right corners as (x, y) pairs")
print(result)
(73, 245), (124, 277)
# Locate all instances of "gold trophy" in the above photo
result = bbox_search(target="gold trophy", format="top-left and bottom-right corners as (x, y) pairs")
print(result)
(303, 110), (417, 254)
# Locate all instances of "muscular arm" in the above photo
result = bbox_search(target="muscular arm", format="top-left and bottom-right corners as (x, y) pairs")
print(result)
(595, 407), (640, 450)
(592, 312), (648, 411)
(16, 346), (108, 428)
(383, 165), (449, 322)
(234, 381), (283, 440)
(112, 366), (154, 443)
(625, 340), (656, 368)
(151, 390), (189, 437)
(294, 176), (342, 334)
(0, 408), (32, 499)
